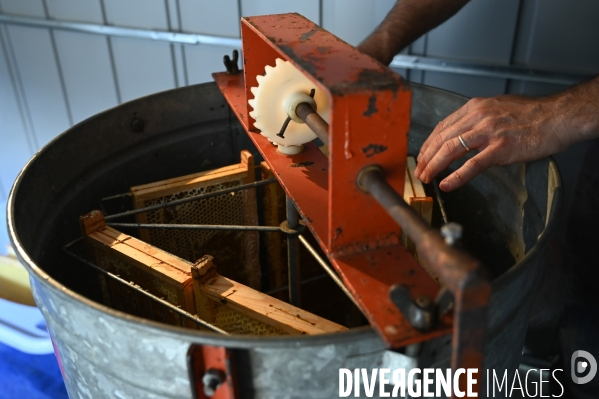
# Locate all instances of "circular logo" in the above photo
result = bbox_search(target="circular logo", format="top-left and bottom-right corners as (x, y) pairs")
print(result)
(571, 350), (597, 384)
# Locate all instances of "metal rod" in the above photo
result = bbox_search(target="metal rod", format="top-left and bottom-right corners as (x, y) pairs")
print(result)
(358, 166), (444, 250)
(357, 166), (481, 292)
(390, 54), (591, 86)
(105, 178), (277, 220)
(276, 116), (292, 139)
(432, 179), (449, 224)
(64, 236), (83, 249)
(298, 235), (363, 311)
(285, 196), (301, 307)
(107, 222), (282, 232)
(264, 273), (328, 295)
(295, 102), (329, 143)
(101, 192), (132, 201)
(358, 166), (490, 386)
(62, 246), (229, 335)
(0, 14), (592, 85)
(0, 14), (241, 47)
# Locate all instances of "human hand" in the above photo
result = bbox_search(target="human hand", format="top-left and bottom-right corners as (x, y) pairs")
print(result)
(413, 94), (570, 192)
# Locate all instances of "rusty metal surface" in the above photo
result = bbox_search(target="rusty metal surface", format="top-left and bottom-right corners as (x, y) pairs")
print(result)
(359, 167), (491, 396)
(213, 13), (451, 349)
(295, 102), (329, 143)
(241, 13), (411, 251)
(214, 73), (328, 241)
(188, 345), (239, 399)
(214, 72), (452, 348)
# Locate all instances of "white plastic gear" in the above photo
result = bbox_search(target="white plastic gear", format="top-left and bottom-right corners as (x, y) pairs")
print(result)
(248, 58), (330, 151)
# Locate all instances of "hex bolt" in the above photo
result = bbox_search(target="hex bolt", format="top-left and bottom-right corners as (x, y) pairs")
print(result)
(202, 369), (224, 397)
(389, 285), (436, 332)
(440, 222), (463, 246)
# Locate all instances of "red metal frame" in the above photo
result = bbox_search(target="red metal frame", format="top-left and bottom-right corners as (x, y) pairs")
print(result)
(188, 345), (238, 399)
(214, 13), (452, 348)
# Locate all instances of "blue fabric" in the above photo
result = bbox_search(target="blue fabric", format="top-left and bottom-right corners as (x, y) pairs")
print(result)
(0, 341), (68, 399)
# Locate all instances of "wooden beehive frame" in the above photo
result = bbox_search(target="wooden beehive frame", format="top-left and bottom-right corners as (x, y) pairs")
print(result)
(80, 211), (346, 335)
(403, 156), (438, 283)
(130, 150), (256, 209)
(259, 161), (286, 296)
(129, 150), (261, 289)
(191, 256), (347, 335)
(80, 210), (196, 326)
(404, 156), (433, 226)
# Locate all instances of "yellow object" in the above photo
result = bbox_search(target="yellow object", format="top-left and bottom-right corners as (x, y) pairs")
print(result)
(0, 255), (36, 306)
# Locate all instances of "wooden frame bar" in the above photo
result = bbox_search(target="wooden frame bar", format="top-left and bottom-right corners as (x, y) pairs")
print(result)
(191, 256), (347, 336)
(80, 211), (346, 335)
(403, 156), (438, 283)
(80, 210), (196, 327)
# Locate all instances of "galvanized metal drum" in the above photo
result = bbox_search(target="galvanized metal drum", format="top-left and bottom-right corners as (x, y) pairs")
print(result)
(8, 82), (561, 398)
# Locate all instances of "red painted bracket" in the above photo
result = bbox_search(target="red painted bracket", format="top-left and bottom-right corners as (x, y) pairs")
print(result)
(187, 345), (239, 399)
(214, 13), (452, 348)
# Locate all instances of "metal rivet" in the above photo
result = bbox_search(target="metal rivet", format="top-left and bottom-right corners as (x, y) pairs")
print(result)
(131, 117), (144, 133)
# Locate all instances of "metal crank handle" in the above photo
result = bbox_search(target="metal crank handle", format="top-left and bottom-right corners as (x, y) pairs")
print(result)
(357, 165), (491, 394)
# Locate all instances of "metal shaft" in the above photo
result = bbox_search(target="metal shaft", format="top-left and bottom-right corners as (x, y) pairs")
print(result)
(285, 196), (301, 307)
(358, 166), (490, 392)
(298, 235), (363, 312)
(432, 178), (449, 224)
(357, 166), (482, 292)
(295, 102), (329, 144)
(105, 178), (277, 220)
(107, 223), (282, 232)
(358, 166), (433, 247)
(62, 247), (228, 334)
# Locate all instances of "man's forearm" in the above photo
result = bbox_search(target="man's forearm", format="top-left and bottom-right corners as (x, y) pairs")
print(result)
(551, 75), (599, 146)
(358, 0), (471, 65)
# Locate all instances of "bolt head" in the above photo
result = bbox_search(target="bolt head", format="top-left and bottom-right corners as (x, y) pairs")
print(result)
(131, 117), (144, 133)
(440, 222), (463, 246)
(202, 369), (224, 397)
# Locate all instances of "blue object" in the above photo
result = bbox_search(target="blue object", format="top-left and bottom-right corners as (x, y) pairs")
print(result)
(0, 340), (68, 399)
(0, 298), (53, 355)
(0, 297), (68, 398)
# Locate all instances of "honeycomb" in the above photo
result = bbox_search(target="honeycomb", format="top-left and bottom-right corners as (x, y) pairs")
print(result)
(93, 248), (179, 324)
(143, 180), (245, 262)
(213, 304), (287, 336)
(140, 180), (262, 287)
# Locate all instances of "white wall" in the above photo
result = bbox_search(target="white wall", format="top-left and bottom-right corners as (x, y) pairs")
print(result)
(1, 0), (599, 254)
